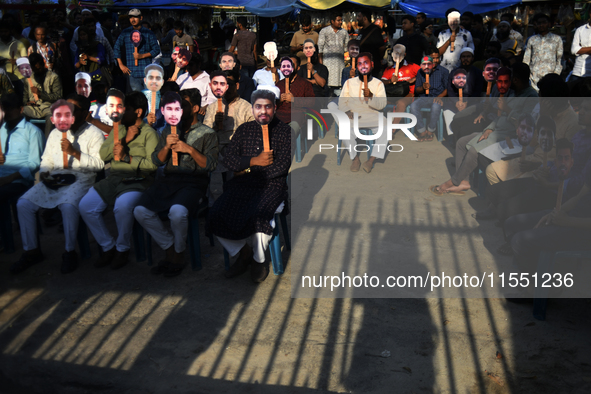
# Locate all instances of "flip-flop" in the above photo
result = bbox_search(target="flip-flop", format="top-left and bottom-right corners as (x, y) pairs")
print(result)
(417, 131), (434, 142)
(446, 190), (466, 196)
(429, 185), (445, 196)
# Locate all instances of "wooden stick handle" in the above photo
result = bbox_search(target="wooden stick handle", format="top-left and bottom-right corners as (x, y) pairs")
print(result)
(393, 62), (399, 84)
(556, 180), (564, 210)
(425, 74), (429, 95)
(134, 47), (138, 66)
(520, 147), (527, 162)
(505, 136), (514, 149)
(486, 81), (492, 97)
(171, 126), (178, 166)
(459, 88), (463, 101)
(113, 122), (120, 161)
(217, 98), (222, 113)
(307, 56), (312, 78)
(286, 76), (290, 93)
(363, 75), (368, 91)
(62, 132), (68, 169)
(151, 92), (156, 115)
(28, 78), (39, 101)
(262, 124), (270, 152)
(351, 57), (355, 73)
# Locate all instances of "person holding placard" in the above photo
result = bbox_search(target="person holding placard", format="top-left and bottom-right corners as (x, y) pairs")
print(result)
(437, 11), (474, 72)
(341, 40), (360, 87)
(207, 88), (291, 283)
(134, 91), (218, 277)
(297, 40), (328, 98)
(13, 96), (104, 275)
(79, 90), (158, 270)
(177, 53), (215, 114)
(253, 42), (282, 88)
(142, 64), (164, 128)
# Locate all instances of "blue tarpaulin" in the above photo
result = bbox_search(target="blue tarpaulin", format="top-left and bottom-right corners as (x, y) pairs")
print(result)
(113, 0), (300, 16)
(396, 0), (519, 19)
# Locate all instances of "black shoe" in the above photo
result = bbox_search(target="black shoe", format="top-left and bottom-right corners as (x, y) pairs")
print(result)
(94, 247), (116, 268)
(61, 250), (79, 274)
(224, 250), (252, 278)
(251, 261), (270, 283)
(10, 249), (44, 275)
(111, 250), (129, 270)
(473, 206), (496, 220)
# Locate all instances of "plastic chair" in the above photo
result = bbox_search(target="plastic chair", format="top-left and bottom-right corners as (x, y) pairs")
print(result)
(145, 199), (214, 271)
(533, 250), (591, 321)
(222, 206), (291, 275)
(405, 105), (445, 141)
(471, 166), (488, 199)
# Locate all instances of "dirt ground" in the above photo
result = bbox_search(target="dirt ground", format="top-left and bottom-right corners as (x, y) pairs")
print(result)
(1, 128), (590, 393)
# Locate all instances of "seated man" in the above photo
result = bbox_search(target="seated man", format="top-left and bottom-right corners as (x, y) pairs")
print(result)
(0, 94), (44, 247)
(410, 55), (449, 142)
(339, 52), (388, 173)
(207, 89), (291, 283)
(134, 91), (218, 277)
(176, 53), (215, 114)
(79, 90), (159, 269)
(20, 54), (62, 136)
(431, 65), (537, 194)
(485, 74), (580, 185)
(0, 70), (15, 99)
(275, 56), (315, 136)
(12, 95), (104, 274)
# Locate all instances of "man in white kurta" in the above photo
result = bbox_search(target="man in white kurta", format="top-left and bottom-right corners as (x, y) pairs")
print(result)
(12, 96), (104, 275)
(339, 52), (387, 173)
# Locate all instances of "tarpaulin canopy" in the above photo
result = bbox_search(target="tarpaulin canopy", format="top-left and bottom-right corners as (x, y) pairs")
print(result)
(396, 0), (519, 19)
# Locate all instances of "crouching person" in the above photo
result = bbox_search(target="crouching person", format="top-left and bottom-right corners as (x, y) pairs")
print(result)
(207, 88), (291, 283)
(12, 95), (104, 274)
(134, 91), (218, 277)
(79, 89), (159, 270)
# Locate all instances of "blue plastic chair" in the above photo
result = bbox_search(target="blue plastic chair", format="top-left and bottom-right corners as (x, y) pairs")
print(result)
(222, 207), (290, 275)
(533, 250), (591, 320)
(471, 166), (488, 199)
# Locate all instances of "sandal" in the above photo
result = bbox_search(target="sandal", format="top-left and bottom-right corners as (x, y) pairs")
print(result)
(429, 185), (445, 196)
(497, 242), (514, 256)
(417, 131), (434, 142)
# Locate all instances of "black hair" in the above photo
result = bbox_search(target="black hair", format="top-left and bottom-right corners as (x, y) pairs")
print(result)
(347, 39), (359, 49)
(1, 93), (23, 110)
(538, 73), (568, 98)
(237, 16), (248, 28)
(125, 91), (148, 119)
(50, 99), (75, 115)
(224, 68), (240, 83)
(536, 114), (556, 135)
(357, 8), (371, 21)
(251, 89), (276, 104)
(462, 11), (474, 19)
(173, 20), (185, 30)
(419, 21), (432, 32)
(485, 57), (501, 66)
(416, 12), (426, 19)
(511, 62), (530, 83)
(517, 112), (535, 129)
(402, 15), (416, 25)
(161, 81), (180, 95)
(106, 88), (125, 103)
(67, 93), (91, 113)
(210, 70), (227, 81)
(444, 8), (460, 18)
(300, 14), (311, 26)
(501, 13), (515, 21)
(532, 13), (549, 24)
(555, 138), (573, 155)
(160, 91), (182, 110)
(98, 13), (112, 24)
(28, 52), (44, 68)
(290, 55), (301, 68)
(472, 14), (483, 24)
(187, 52), (202, 71)
(330, 12), (342, 22)
(358, 52), (373, 62)
(180, 88), (202, 108)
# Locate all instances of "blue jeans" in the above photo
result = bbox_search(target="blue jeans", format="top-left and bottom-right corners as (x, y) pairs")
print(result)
(410, 97), (442, 134)
(128, 75), (145, 92)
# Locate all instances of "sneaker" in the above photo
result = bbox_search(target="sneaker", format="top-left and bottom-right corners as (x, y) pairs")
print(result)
(61, 250), (79, 274)
(10, 248), (44, 275)
(251, 260), (270, 283)
(111, 250), (130, 270)
(94, 247), (116, 268)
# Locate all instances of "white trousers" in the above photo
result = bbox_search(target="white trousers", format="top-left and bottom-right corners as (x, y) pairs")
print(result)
(339, 113), (388, 160)
(217, 233), (273, 264)
(79, 187), (142, 252)
(17, 198), (79, 252)
(133, 204), (189, 253)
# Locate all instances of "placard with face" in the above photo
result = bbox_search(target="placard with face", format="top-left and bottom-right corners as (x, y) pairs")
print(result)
(452, 70), (467, 89)
(162, 98), (183, 126)
(144, 65), (164, 92)
(280, 57), (294, 77)
(303, 40), (315, 59)
(391, 44), (405, 64)
(538, 125), (555, 153)
(516, 115), (535, 147)
(175, 48), (191, 69)
(130, 30), (142, 47)
(18, 62), (33, 78)
(106, 95), (125, 123)
(263, 42), (278, 64)
(51, 103), (75, 132)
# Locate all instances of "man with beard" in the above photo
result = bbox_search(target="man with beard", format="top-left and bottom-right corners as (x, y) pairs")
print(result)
(290, 14), (319, 67)
(75, 72), (92, 98)
(207, 88), (291, 283)
(437, 11), (475, 72)
(339, 52), (388, 173)
(356, 8), (386, 77)
(177, 53), (215, 114)
(218, 52), (255, 104)
(485, 72), (570, 186)
(275, 56), (315, 136)
(13, 96), (104, 275)
(79, 89), (159, 269)
(21, 54), (62, 137)
(523, 13), (563, 91)
(134, 92), (218, 277)
(490, 13), (524, 50)
(114, 9), (160, 92)
(410, 55), (448, 142)
(495, 21), (521, 57)
(448, 48), (484, 99)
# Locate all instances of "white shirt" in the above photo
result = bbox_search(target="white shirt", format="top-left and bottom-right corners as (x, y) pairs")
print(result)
(572, 23), (591, 77)
(252, 68), (284, 87)
(176, 71), (216, 106)
(437, 27), (475, 72)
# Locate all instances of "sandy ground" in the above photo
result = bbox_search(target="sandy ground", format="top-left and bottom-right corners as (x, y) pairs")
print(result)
(1, 126), (590, 393)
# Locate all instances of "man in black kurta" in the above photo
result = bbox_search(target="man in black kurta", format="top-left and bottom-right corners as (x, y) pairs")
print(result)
(207, 89), (291, 282)
(134, 91), (218, 276)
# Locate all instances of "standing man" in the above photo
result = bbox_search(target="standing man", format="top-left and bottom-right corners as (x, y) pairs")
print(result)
(356, 8), (386, 77)
(0, 24), (27, 81)
(523, 13), (563, 91)
(113, 9), (161, 92)
(207, 89), (291, 283)
(395, 15), (429, 67)
(437, 11), (475, 72)
(13, 96), (104, 274)
(228, 17), (257, 79)
(570, 14), (591, 85)
(290, 14), (319, 67)
(318, 12), (348, 96)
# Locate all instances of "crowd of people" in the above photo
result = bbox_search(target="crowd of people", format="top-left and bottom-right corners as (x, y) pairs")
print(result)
(1, 5), (591, 291)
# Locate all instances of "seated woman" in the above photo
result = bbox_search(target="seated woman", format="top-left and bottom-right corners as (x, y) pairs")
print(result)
(74, 26), (106, 84)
